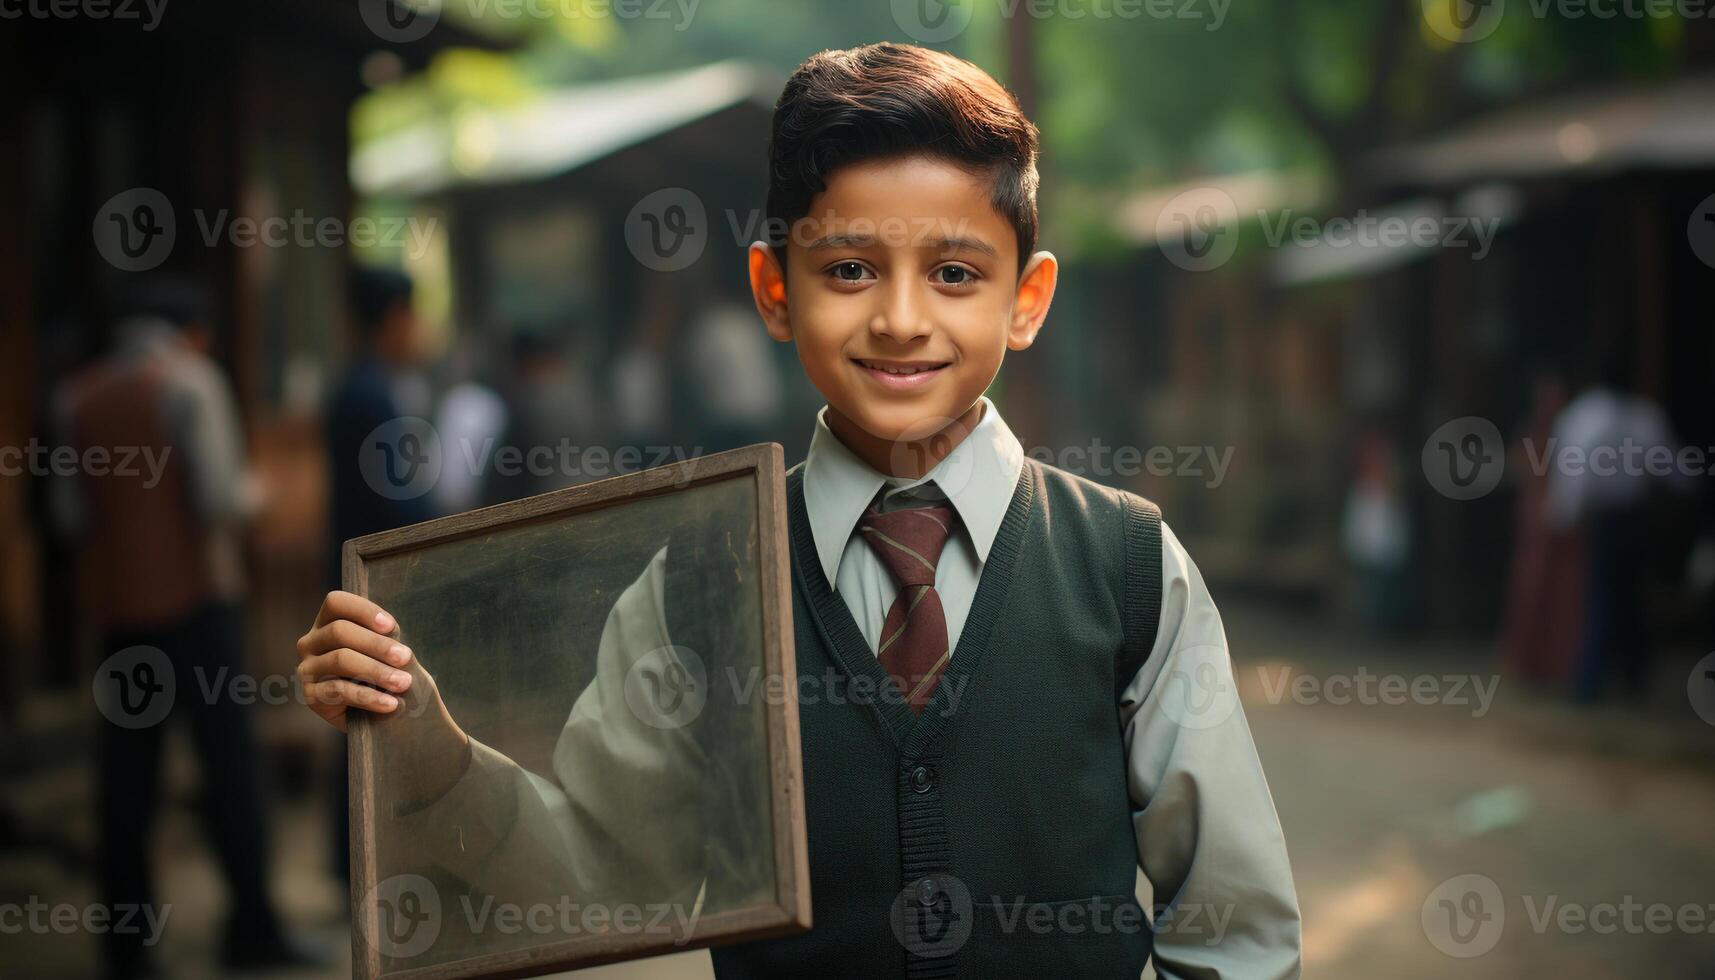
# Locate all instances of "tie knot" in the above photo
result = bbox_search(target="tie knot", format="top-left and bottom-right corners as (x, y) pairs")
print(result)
(857, 503), (957, 588)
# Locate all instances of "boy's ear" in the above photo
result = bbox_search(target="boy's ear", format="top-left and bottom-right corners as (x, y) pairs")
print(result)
(748, 241), (793, 342)
(1007, 250), (1058, 352)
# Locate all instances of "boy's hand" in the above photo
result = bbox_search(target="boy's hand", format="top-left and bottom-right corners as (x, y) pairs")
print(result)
(296, 591), (417, 732)
(297, 591), (473, 808)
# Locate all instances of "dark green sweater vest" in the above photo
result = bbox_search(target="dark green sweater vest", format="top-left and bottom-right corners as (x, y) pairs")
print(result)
(712, 459), (1163, 978)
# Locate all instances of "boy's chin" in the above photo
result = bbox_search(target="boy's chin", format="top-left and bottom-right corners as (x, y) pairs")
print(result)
(836, 400), (978, 446)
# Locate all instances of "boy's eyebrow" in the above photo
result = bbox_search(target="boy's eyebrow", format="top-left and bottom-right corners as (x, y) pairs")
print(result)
(801, 232), (1000, 258)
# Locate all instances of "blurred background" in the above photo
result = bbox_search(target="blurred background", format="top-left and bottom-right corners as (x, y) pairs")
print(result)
(4, 0), (1715, 977)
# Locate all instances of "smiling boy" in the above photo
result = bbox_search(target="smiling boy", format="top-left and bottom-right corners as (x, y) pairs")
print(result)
(296, 42), (1300, 978)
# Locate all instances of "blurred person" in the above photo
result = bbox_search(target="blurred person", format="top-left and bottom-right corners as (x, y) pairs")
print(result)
(685, 299), (785, 450)
(432, 340), (508, 515)
(323, 264), (433, 883)
(50, 277), (318, 978)
(1340, 427), (1411, 632)
(483, 326), (598, 504)
(1547, 359), (1683, 703)
(1501, 371), (1584, 686)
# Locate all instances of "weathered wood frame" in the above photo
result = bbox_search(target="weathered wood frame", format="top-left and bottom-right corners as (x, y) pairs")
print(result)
(343, 443), (807, 980)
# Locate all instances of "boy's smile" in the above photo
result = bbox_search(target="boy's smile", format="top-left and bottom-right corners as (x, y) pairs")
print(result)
(750, 154), (1058, 478)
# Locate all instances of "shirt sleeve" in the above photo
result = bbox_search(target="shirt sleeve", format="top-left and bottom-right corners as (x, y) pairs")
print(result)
(163, 354), (255, 527)
(391, 545), (708, 912)
(1120, 521), (1302, 979)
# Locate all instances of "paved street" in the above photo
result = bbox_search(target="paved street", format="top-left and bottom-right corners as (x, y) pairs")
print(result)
(6, 602), (1713, 978)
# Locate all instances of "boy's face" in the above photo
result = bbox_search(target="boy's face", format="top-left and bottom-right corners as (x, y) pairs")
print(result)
(750, 155), (1056, 453)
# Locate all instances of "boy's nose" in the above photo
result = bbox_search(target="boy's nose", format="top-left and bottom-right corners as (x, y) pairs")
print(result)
(870, 287), (934, 342)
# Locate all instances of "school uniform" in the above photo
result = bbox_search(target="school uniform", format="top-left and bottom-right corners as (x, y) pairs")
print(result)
(400, 399), (1301, 978)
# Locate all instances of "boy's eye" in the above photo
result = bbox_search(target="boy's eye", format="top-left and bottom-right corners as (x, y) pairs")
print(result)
(934, 265), (977, 286)
(831, 261), (872, 282)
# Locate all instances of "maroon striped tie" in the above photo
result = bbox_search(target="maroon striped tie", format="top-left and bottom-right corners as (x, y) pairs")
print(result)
(857, 502), (959, 715)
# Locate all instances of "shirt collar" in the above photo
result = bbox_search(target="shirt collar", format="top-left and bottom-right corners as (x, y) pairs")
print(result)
(801, 396), (1025, 587)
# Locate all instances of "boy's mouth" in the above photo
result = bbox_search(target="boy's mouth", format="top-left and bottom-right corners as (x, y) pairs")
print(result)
(852, 357), (951, 389)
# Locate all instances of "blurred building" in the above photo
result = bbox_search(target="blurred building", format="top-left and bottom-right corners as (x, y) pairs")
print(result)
(1090, 74), (1715, 636)
(0, 0), (501, 706)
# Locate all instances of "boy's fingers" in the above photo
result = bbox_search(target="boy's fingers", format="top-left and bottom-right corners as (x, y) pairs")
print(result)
(298, 648), (415, 693)
(316, 590), (397, 635)
(305, 678), (400, 713)
(302, 619), (413, 668)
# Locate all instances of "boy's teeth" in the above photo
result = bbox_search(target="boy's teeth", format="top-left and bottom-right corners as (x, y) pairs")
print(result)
(867, 361), (931, 375)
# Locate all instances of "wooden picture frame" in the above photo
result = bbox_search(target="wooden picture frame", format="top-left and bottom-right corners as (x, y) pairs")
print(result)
(343, 443), (808, 980)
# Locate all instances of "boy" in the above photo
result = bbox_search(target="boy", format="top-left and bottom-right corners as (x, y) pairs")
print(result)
(296, 43), (1301, 977)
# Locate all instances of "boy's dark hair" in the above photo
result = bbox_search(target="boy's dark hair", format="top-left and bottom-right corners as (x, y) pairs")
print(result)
(347, 264), (414, 339)
(766, 43), (1041, 274)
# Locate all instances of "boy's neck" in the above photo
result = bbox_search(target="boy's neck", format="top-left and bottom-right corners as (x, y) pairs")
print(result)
(825, 400), (986, 481)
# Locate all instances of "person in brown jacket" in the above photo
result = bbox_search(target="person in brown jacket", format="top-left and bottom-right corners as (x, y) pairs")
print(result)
(53, 279), (322, 978)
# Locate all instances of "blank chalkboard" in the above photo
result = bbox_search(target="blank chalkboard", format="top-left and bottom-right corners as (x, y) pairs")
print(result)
(343, 444), (807, 980)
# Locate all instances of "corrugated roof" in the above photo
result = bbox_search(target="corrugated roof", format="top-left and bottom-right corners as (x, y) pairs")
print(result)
(1368, 74), (1715, 186)
(353, 59), (778, 197)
